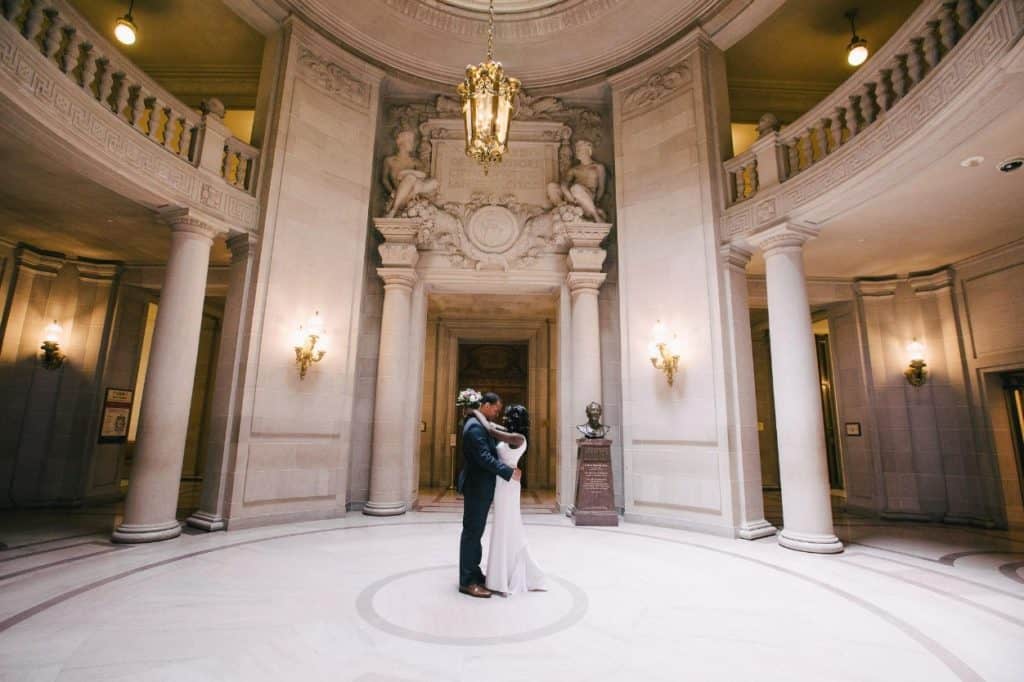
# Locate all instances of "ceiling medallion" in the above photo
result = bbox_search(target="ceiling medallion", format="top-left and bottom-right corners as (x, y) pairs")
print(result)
(456, 0), (521, 174)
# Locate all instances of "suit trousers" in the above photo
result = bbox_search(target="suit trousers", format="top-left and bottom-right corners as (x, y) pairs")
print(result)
(459, 480), (495, 586)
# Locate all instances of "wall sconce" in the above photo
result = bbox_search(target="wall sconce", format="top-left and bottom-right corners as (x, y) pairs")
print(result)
(40, 320), (66, 370)
(648, 320), (681, 386)
(293, 311), (327, 380)
(904, 339), (927, 387)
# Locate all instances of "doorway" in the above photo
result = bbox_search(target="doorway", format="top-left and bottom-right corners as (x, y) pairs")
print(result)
(415, 294), (559, 513)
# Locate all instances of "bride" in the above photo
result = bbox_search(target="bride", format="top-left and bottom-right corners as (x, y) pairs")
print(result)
(473, 404), (547, 596)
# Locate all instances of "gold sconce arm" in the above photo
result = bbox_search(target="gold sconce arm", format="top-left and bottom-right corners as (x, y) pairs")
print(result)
(40, 340), (65, 370)
(650, 342), (680, 386)
(904, 359), (927, 387)
(294, 333), (326, 380)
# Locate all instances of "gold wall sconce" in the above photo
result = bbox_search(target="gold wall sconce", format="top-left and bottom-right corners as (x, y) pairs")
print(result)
(648, 320), (681, 386)
(904, 339), (927, 387)
(40, 320), (66, 370)
(293, 311), (327, 380)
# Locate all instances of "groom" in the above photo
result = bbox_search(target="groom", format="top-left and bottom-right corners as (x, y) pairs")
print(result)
(458, 392), (522, 598)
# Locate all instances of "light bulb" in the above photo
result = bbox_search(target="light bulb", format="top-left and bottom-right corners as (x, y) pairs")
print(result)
(668, 336), (682, 358)
(652, 320), (668, 345)
(44, 320), (62, 344)
(114, 16), (137, 45)
(907, 340), (926, 362)
(648, 342), (660, 362)
(306, 311), (325, 338)
(847, 41), (869, 66)
(293, 325), (307, 349)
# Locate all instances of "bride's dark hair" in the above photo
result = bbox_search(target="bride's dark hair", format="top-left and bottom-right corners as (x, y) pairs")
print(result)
(504, 404), (530, 441)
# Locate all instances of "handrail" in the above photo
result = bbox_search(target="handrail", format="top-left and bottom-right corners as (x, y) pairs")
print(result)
(723, 0), (996, 206)
(2, 0), (259, 196)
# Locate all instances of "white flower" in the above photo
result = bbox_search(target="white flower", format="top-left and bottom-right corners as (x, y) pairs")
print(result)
(456, 388), (482, 407)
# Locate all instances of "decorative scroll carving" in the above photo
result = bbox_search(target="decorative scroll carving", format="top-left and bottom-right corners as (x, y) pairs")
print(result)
(297, 47), (370, 109)
(622, 65), (691, 114)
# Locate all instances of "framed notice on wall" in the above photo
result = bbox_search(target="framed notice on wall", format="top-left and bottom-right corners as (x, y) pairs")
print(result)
(98, 388), (134, 443)
(845, 422), (862, 437)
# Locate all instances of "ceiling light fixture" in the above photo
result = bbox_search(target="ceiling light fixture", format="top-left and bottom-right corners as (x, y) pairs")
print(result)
(845, 9), (869, 67)
(114, 0), (138, 46)
(960, 156), (985, 168)
(998, 156), (1024, 173)
(457, 0), (521, 174)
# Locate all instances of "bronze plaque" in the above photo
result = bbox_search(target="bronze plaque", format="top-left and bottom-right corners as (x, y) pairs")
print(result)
(573, 439), (618, 526)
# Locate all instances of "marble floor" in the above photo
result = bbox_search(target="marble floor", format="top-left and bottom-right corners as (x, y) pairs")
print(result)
(0, 510), (1022, 681)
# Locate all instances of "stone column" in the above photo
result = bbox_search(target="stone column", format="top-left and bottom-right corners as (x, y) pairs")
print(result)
(565, 223), (612, 415)
(721, 244), (777, 540)
(113, 208), (223, 543)
(749, 223), (843, 553)
(365, 222), (419, 516)
(186, 232), (258, 532)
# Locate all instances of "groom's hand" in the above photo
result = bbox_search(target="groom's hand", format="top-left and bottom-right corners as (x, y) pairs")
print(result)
(512, 468), (522, 481)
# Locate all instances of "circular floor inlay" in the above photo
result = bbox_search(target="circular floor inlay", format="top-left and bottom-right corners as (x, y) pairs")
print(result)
(356, 564), (588, 645)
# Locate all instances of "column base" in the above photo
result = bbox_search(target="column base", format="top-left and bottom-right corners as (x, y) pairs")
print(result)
(111, 519), (182, 544)
(362, 500), (407, 517)
(185, 510), (226, 532)
(737, 519), (777, 540)
(778, 528), (844, 554)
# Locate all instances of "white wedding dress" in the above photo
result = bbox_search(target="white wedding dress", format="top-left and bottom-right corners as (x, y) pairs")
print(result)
(486, 439), (547, 595)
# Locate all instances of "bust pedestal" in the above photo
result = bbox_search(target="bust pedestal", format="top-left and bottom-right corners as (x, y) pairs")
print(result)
(572, 439), (618, 526)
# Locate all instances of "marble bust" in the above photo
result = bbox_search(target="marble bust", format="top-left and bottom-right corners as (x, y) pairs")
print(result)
(382, 129), (439, 218)
(576, 401), (611, 439)
(547, 139), (607, 222)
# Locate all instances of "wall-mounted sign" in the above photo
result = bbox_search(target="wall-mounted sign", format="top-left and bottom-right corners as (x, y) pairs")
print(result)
(844, 422), (862, 437)
(98, 388), (134, 443)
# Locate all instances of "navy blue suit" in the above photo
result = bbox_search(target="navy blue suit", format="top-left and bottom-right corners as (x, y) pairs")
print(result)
(458, 416), (514, 587)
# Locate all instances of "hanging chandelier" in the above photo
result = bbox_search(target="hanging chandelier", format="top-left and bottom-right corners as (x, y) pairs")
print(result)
(457, 0), (521, 174)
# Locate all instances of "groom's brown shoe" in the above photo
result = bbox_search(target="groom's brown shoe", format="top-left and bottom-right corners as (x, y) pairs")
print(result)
(459, 583), (492, 598)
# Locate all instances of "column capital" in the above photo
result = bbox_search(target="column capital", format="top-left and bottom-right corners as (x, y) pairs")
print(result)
(567, 271), (606, 295)
(226, 231), (258, 262)
(561, 221), (612, 249)
(854, 277), (899, 299)
(379, 242), (419, 268)
(158, 207), (226, 241)
(374, 217), (423, 245)
(747, 222), (819, 256)
(75, 259), (122, 283)
(15, 246), (64, 277)
(377, 267), (417, 291)
(909, 267), (953, 295)
(720, 243), (754, 271)
(567, 246), (607, 273)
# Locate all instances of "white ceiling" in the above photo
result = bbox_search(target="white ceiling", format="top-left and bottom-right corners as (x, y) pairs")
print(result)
(748, 106), (1024, 278)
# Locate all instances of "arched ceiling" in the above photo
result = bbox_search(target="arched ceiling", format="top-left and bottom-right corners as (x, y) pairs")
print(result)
(283, 0), (755, 90)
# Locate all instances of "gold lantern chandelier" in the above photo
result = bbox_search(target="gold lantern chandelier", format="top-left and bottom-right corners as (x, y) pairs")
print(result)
(457, 0), (521, 174)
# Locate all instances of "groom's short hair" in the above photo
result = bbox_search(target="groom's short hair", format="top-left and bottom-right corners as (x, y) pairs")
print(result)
(480, 392), (501, 405)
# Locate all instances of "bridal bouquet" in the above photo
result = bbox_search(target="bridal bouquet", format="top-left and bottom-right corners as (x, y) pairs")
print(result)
(456, 388), (482, 408)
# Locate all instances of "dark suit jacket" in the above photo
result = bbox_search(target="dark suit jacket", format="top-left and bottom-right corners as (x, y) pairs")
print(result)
(457, 416), (514, 493)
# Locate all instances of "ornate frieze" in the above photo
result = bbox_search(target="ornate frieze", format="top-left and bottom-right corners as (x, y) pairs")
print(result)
(296, 47), (371, 109)
(621, 64), (691, 115)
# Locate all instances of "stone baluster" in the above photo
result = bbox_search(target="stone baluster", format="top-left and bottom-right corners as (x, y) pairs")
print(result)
(237, 156), (251, 191)
(112, 73), (130, 119)
(923, 21), (943, 68)
(128, 86), (146, 131)
(798, 134), (812, 170)
(59, 26), (80, 74)
(786, 142), (799, 176)
(846, 95), (862, 136)
(177, 120), (193, 161)
(956, 0), (977, 30)
(78, 43), (97, 92)
(146, 97), (164, 143)
(96, 59), (114, 108)
(20, 0), (43, 41)
(732, 169), (744, 203)
(939, 3), (960, 51)
(892, 54), (911, 99)
(365, 235), (419, 516)
(3, 1), (23, 22)
(112, 208), (225, 543)
(161, 108), (177, 151)
(829, 107), (846, 149)
(814, 119), (830, 158)
(907, 38), (926, 84)
(42, 8), (63, 59)
(859, 82), (879, 126)
(748, 223), (843, 555)
(877, 70), (895, 111)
